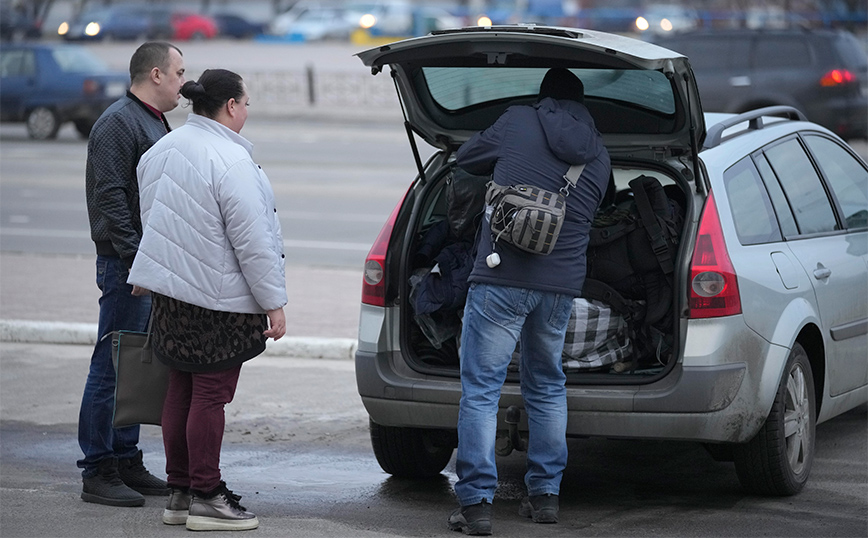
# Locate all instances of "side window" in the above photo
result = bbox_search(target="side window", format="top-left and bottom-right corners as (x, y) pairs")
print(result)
(802, 134), (868, 229)
(722, 157), (781, 244)
(754, 37), (812, 69)
(763, 138), (838, 235)
(0, 50), (33, 77)
(754, 154), (799, 238)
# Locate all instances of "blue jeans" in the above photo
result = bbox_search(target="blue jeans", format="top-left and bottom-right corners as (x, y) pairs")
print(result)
(77, 256), (152, 477)
(454, 282), (573, 506)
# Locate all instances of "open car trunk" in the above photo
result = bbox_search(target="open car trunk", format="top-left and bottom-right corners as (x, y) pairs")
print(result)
(357, 25), (705, 385)
(395, 151), (691, 384)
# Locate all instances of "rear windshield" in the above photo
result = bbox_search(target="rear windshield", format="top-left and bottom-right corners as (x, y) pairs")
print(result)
(421, 67), (676, 115)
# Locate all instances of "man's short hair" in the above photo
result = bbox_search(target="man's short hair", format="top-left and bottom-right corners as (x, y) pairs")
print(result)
(129, 42), (182, 85)
(538, 68), (584, 103)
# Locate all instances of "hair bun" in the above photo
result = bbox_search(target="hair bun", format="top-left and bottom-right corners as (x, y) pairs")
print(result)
(180, 80), (207, 99)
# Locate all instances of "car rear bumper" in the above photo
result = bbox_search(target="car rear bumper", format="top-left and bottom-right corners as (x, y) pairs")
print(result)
(356, 306), (790, 443)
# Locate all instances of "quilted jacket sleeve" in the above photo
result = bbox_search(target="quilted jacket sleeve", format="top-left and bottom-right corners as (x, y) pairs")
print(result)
(215, 160), (287, 312)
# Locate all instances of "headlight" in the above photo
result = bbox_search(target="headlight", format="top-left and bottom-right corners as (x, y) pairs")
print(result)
(635, 16), (649, 31)
(85, 22), (100, 37)
(359, 13), (376, 29)
(57, 21), (69, 35)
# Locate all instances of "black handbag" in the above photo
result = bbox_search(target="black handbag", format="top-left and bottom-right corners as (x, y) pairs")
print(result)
(109, 322), (169, 428)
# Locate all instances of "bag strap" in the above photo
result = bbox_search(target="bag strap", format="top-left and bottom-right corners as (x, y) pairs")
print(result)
(629, 176), (674, 274)
(560, 163), (586, 197)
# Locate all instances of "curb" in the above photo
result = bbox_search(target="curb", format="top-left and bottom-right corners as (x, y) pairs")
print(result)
(0, 319), (357, 361)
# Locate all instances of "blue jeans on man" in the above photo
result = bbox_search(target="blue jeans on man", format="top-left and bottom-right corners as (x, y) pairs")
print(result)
(454, 282), (573, 506)
(77, 255), (152, 476)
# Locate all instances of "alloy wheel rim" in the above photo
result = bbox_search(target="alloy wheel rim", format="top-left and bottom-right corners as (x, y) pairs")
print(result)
(27, 108), (56, 139)
(783, 363), (810, 474)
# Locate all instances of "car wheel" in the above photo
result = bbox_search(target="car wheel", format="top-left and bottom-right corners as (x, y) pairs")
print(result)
(733, 342), (815, 496)
(74, 119), (96, 138)
(26, 107), (60, 140)
(369, 419), (455, 478)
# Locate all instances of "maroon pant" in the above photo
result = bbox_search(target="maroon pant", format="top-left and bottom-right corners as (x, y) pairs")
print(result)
(161, 365), (242, 492)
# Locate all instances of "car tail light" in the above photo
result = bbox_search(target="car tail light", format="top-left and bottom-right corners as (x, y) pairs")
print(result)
(361, 198), (404, 307)
(820, 68), (855, 87)
(688, 191), (741, 319)
(82, 79), (99, 96)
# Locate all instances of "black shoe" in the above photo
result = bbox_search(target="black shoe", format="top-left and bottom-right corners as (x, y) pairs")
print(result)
(81, 458), (145, 507)
(448, 500), (492, 535)
(117, 450), (169, 496)
(518, 494), (559, 524)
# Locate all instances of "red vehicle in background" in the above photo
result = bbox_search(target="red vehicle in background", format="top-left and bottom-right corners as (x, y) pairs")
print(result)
(171, 11), (217, 40)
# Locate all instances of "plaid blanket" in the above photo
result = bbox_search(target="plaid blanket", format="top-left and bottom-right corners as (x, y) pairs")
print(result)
(562, 298), (632, 371)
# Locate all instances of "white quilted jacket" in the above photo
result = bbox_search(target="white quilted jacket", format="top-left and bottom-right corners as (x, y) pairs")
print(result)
(129, 114), (287, 314)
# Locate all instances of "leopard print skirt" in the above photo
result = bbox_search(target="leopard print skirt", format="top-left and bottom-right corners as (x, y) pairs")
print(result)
(151, 293), (268, 373)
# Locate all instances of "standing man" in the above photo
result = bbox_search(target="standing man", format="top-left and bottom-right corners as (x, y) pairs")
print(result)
(79, 41), (186, 507)
(447, 68), (611, 535)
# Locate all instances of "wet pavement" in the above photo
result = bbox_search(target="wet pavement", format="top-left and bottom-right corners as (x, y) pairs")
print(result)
(2, 339), (866, 537)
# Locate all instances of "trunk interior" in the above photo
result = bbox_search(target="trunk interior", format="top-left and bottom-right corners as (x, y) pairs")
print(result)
(397, 152), (690, 385)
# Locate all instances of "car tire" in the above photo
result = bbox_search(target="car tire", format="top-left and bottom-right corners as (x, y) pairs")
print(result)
(26, 107), (60, 140)
(369, 419), (455, 478)
(733, 342), (815, 496)
(74, 119), (96, 138)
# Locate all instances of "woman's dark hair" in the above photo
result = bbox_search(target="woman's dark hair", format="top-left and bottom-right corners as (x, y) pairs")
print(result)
(180, 69), (245, 119)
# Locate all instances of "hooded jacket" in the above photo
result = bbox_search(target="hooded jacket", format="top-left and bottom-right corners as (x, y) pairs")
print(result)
(128, 114), (287, 314)
(455, 97), (611, 296)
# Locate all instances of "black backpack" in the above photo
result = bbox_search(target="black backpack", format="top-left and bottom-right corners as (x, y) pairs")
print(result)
(581, 175), (684, 363)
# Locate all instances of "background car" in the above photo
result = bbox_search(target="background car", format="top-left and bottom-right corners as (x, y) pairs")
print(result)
(353, 25), (868, 496)
(58, 5), (172, 41)
(634, 3), (699, 34)
(270, 4), (357, 41)
(653, 28), (868, 140)
(58, 5), (216, 41)
(170, 10), (217, 40)
(211, 12), (266, 39)
(0, 43), (129, 139)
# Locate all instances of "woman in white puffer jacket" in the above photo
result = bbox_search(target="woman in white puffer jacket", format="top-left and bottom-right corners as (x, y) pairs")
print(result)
(128, 68), (286, 532)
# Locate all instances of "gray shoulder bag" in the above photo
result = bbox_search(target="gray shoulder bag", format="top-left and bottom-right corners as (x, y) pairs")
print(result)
(484, 163), (586, 264)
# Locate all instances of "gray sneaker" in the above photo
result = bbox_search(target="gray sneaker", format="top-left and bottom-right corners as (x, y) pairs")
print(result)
(186, 482), (259, 531)
(81, 458), (145, 507)
(162, 487), (192, 525)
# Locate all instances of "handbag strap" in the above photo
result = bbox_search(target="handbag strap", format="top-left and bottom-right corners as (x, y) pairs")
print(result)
(561, 163), (586, 197)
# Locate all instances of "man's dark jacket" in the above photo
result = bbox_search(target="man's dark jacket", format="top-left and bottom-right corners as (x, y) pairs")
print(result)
(85, 91), (170, 269)
(456, 97), (611, 297)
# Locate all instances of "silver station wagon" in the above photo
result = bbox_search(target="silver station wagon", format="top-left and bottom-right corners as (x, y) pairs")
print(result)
(353, 25), (868, 496)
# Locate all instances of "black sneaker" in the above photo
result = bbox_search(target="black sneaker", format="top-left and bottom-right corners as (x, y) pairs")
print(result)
(81, 458), (145, 507)
(518, 494), (559, 524)
(186, 482), (259, 531)
(117, 450), (169, 496)
(448, 500), (492, 536)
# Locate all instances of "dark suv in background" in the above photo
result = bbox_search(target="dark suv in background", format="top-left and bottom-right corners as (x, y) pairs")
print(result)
(653, 28), (867, 140)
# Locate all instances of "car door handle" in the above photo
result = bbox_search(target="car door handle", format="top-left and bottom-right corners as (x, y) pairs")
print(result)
(813, 264), (831, 280)
(729, 76), (751, 87)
